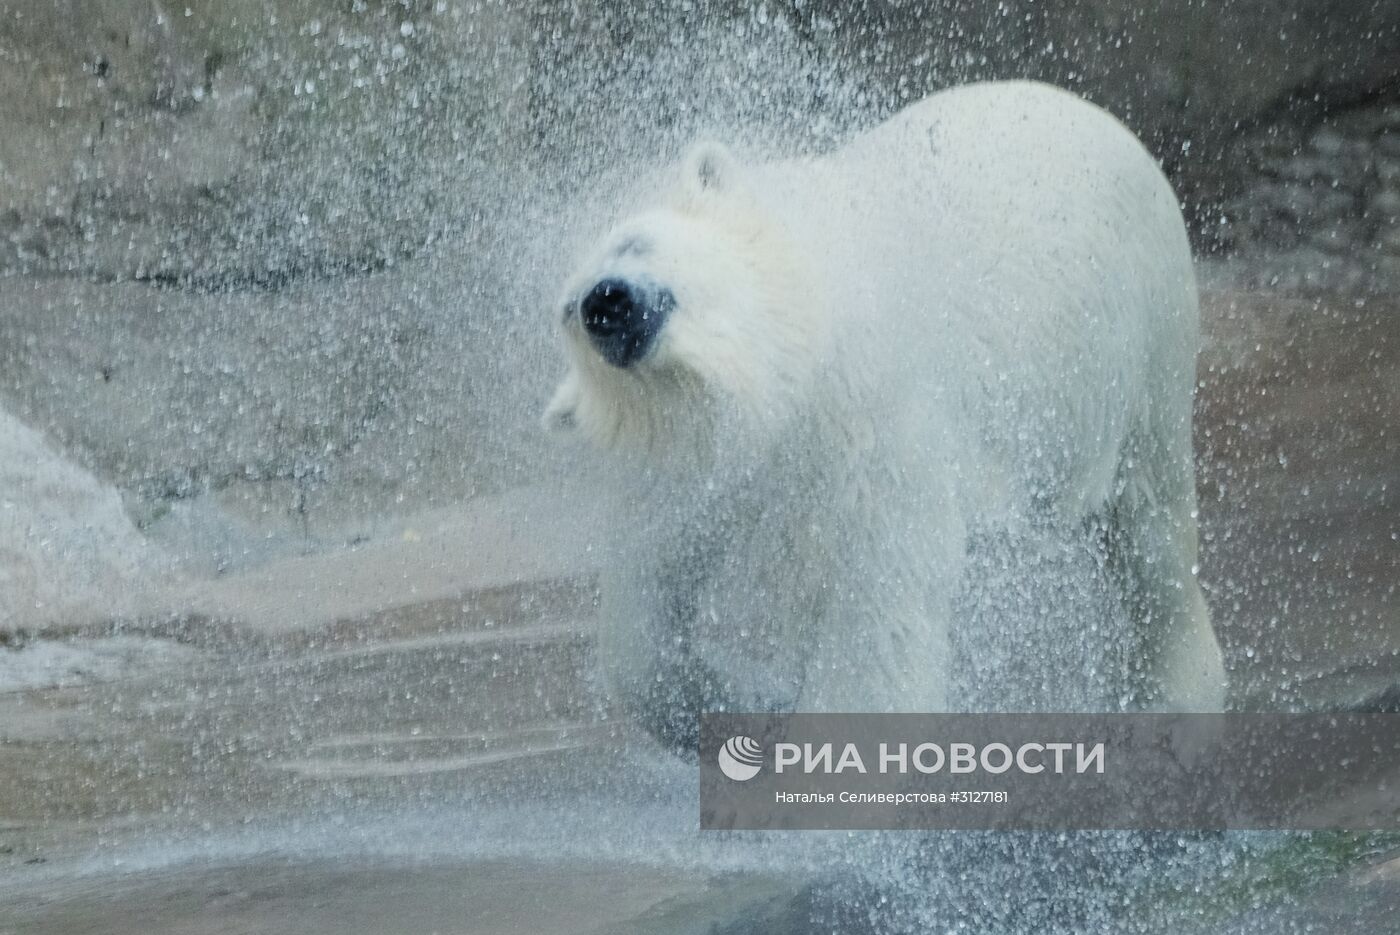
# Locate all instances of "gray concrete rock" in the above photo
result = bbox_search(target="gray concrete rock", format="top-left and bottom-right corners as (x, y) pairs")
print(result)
(0, 3), (553, 550)
(0, 253), (561, 549)
(0, 408), (159, 630)
(0, 0), (530, 289)
(1221, 92), (1400, 293)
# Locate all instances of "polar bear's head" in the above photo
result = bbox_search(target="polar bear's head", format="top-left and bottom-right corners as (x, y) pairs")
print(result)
(543, 143), (824, 458)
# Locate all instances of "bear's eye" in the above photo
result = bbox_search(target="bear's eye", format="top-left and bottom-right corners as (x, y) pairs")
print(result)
(613, 236), (650, 258)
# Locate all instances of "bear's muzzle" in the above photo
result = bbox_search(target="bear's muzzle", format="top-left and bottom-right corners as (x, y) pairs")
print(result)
(578, 278), (672, 368)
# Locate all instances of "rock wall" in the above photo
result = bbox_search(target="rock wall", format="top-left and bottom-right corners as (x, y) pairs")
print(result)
(0, 0), (528, 289)
(1220, 97), (1400, 292)
(0, 409), (157, 629)
(0, 1), (551, 553)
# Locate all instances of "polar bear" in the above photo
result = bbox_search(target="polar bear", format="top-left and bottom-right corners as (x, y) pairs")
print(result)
(543, 81), (1226, 748)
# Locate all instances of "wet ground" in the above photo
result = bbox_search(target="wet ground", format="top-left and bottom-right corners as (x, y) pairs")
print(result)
(0, 282), (1396, 932)
(1, 859), (807, 935)
(1194, 284), (1400, 707)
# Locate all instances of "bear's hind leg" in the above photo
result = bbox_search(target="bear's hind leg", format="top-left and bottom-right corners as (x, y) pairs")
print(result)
(1108, 486), (1227, 712)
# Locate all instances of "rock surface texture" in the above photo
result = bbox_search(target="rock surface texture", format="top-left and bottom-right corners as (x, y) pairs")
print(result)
(0, 409), (156, 628)
(1220, 98), (1400, 293)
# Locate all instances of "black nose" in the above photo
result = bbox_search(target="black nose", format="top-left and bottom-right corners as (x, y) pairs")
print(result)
(577, 278), (669, 368)
(580, 279), (636, 339)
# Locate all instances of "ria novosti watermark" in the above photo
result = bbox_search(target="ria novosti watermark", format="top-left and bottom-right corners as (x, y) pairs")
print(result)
(700, 713), (1400, 831)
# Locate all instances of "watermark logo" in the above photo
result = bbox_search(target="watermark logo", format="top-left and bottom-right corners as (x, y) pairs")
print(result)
(718, 735), (764, 781)
(703, 713), (1400, 831)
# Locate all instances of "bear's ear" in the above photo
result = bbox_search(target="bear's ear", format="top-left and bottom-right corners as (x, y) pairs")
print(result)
(681, 140), (739, 201)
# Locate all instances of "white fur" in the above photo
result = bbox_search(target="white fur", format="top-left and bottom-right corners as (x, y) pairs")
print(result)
(545, 81), (1226, 727)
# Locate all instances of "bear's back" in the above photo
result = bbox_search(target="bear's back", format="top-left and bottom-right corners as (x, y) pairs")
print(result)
(755, 81), (1199, 521)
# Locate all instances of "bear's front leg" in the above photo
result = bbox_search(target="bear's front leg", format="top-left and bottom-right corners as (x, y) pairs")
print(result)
(796, 562), (955, 714)
(595, 542), (799, 754)
(791, 454), (964, 714)
(593, 559), (730, 753)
